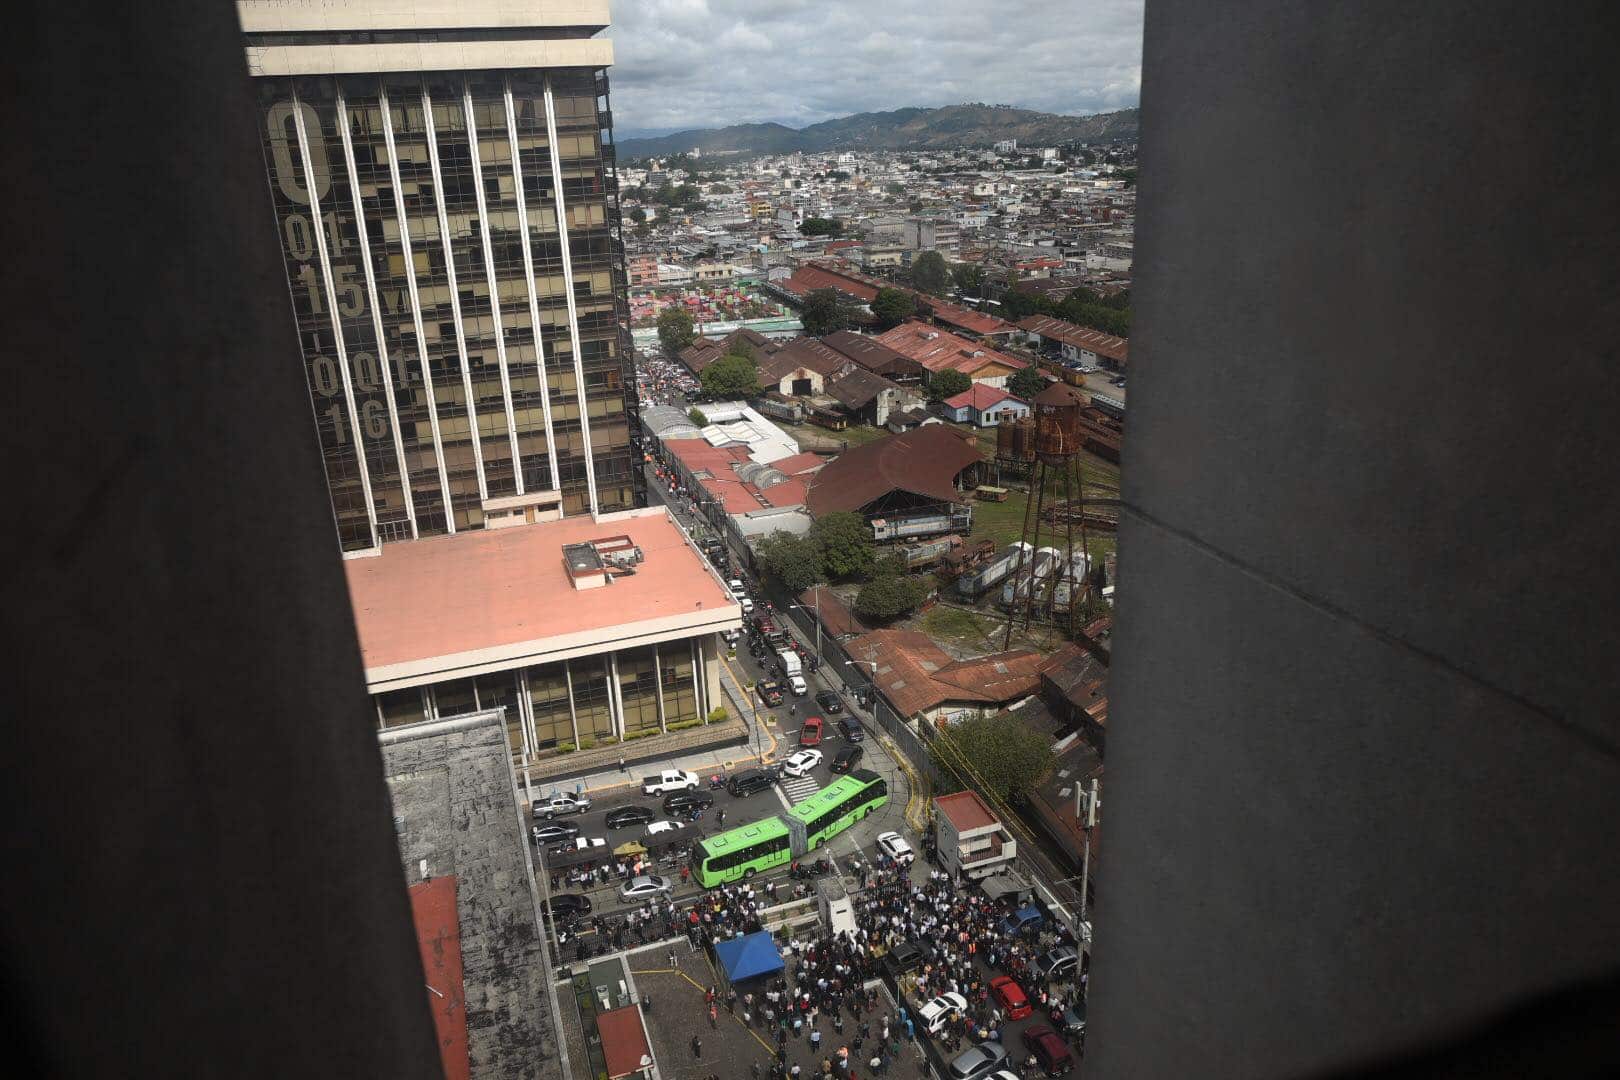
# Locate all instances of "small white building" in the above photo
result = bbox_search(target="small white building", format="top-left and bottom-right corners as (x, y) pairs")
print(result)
(934, 790), (1018, 882)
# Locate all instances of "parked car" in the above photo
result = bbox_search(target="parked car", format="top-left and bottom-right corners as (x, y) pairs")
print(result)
(551, 836), (607, 857)
(605, 805), (657, 830)
(830, 744), (865, 774)
(640, 769), (699, 796)
(544, 893), (592, 918)
(619, 874), (674, 902)
(531, 820), (581, 845)
(989, 975), (1032, 1021)
(876, 831), (914, 866)
(885, 941), (924, 974)
(1020, 1025), (1075, 1076)
(532, 791), (591, 819)
(919, 992), (969, 1034)
(1036, 946), (1081, 980)
(781, 749), (823, 777)
(645, 819), (687, 837)
(815, 690), (843, 714)
(948, 1041), (1008, 1080)
(799, 716), (823, 746)
(757, 679), (784, 706)
(727, 769), (775, 797)
(837, 716), (865, 742)
(999, 904), (1045, 937)
(1058, 1001), (1087, 1040)
(662, 790), (714, 815)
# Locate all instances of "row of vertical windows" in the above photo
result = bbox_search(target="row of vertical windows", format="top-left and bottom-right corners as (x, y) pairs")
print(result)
(257, 69), (635, 551)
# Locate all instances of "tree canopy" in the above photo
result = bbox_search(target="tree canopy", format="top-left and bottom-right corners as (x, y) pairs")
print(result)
(811, 511), (876, 581)
(688, 407), (708, 426)
(798, 217), (843, 237)
(699, 354), (759, 400)
(909, 251), (950, 296)
(928, 369), (973, 402)
(1001, 285), (1132, 338)
(853, 573), (931, 620)
(931, 711), (1057, 805)
(1007, 366), (1049, 401)
(870, 287), (915, 330)
(656, 307), (696, 354)
(951, 262), (986, 297)
(755, 531), (824, 593)
(799, 288), (850, 336)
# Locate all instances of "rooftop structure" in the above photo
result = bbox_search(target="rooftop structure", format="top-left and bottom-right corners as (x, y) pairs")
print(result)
(383, 712), (562, 1080)
(844, 628), (1047, 721)
(1017, 315), (1130, 366)
(803, 425), (982, 520)
(347, 508), (733, 688)
(876, 320), (1029, 386)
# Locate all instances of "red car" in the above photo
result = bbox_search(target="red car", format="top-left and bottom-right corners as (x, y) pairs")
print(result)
(990, 975), (1032, 1021)
(799, 716), (823, 746)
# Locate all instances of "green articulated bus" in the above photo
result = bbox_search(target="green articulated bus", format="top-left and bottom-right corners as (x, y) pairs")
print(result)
(692, 769), (888, 888)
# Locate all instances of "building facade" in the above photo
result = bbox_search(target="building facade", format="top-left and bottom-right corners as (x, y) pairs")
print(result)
(240, 1), (643, 553)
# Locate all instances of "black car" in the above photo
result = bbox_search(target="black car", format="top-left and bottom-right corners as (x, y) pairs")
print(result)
(727, 769), (775, 797)
(815, 690), (843, 714)
(605, 805), (657, 829)
(884, 940), (924, 975)
(830, 744), (864, 774)
(544, 893), (592, 918)
(532, 820), (581, 844)
(837, 716), (866, 743)
(663, 790), (715, 814)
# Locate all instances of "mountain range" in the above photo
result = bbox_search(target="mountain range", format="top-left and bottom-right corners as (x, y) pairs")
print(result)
(616, 104), (1139, 160)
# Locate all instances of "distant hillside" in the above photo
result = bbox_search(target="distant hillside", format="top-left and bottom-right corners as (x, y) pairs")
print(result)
(617, 104), (1139, 160)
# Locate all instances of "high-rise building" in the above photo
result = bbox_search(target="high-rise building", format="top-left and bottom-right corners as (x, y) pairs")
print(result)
(239, 1), (643, 552)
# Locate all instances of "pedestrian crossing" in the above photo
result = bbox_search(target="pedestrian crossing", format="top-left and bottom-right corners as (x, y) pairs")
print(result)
(779, 774), (821, 804)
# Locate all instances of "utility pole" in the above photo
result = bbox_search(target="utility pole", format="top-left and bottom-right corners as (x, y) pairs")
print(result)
(1079, 776), (1099, 924)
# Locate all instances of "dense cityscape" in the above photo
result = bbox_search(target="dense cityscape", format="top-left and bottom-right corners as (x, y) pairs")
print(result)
(230, 0), (1133, 1076)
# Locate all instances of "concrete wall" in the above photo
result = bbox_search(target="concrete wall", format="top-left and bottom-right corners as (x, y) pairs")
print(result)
(1093, 2), (1620, 1077)
(3, 2), (440, 1073)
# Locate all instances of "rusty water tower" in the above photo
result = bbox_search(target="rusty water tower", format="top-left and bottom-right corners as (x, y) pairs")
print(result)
(1001, 380), (1099, 646)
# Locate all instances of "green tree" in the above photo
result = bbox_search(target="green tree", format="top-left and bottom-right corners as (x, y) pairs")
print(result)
(756, 531), (823, 593)
(798, 217), (843, 237)
(928, 368), (973, 402)
(699, 354), (759, 399)
(657, 307), (696, 354)
(931, 712), (1057, 805)
(811, 511), (876, 581)
(1007, 367), (1048, 401)
(688, 407), (708, 426)
(909, 251), (950, 296)
(951, 262), (986, 297)
(870, 287), (915, 330)
(800, 288), (850, 336)
(628, 205), (648, 224)
(854, 573), (931, 620)
(885, 182), (905, 195)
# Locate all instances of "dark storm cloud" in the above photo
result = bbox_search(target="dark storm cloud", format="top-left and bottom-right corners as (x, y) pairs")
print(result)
(609, 0), (1143, 135)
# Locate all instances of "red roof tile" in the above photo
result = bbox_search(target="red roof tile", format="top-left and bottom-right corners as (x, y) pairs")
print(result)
(596, 1006), (653, 1080)
(875, 321), (1028, 377)
(804, 425), (982, 517)
(944, 383), (1024, 411)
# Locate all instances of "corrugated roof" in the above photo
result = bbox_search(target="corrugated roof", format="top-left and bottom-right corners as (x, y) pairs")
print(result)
(944, 383), (1024, 411)
(876, 320), (1029, 376)
(1016, 315), (1130, 363)
(597, 1006), (653, 1080)
(803, 425), (982, 517)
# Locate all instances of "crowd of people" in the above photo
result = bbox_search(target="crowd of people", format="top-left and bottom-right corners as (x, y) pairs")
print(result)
(636, 354), (698, 407)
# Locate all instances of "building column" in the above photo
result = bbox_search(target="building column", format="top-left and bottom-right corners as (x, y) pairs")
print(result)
(515, 667), (536, 759)
(691, 637), (706, 722)
(652, 645), (668, 733)
(563, 661), (580, 747)
(607, 652), (625, 741)
(288, 88), (378, 550)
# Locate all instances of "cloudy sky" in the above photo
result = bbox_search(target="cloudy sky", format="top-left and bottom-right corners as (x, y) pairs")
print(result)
(609, 0), (1144, 137)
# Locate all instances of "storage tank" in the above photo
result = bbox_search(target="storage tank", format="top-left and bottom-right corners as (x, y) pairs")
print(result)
(996, 422), (1017, 458)
(1033, 382), (1088, 463)
(1010, 417), (1035, 461)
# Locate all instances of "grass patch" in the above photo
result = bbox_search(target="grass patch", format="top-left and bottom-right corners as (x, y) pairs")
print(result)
(920, 604), (1004, 652)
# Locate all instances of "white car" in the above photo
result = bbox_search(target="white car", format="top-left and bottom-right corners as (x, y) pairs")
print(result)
(532, 791), (592, 819)
(919, 991), (969, 1034)
(553, 836), (607, 854)
(781, 749), (824, 777)
(787, 674), (808, 696)
(619, 874), (674, 902)
(641, 769), (699, 796)
(645, 819), (687, 837)
(876, 831), (915, 865)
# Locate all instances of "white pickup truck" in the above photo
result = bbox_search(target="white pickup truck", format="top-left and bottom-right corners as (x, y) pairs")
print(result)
(640, 768), (700, 796)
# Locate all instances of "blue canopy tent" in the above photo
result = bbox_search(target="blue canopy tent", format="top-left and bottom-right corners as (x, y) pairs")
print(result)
(713, 931), (785, 986)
